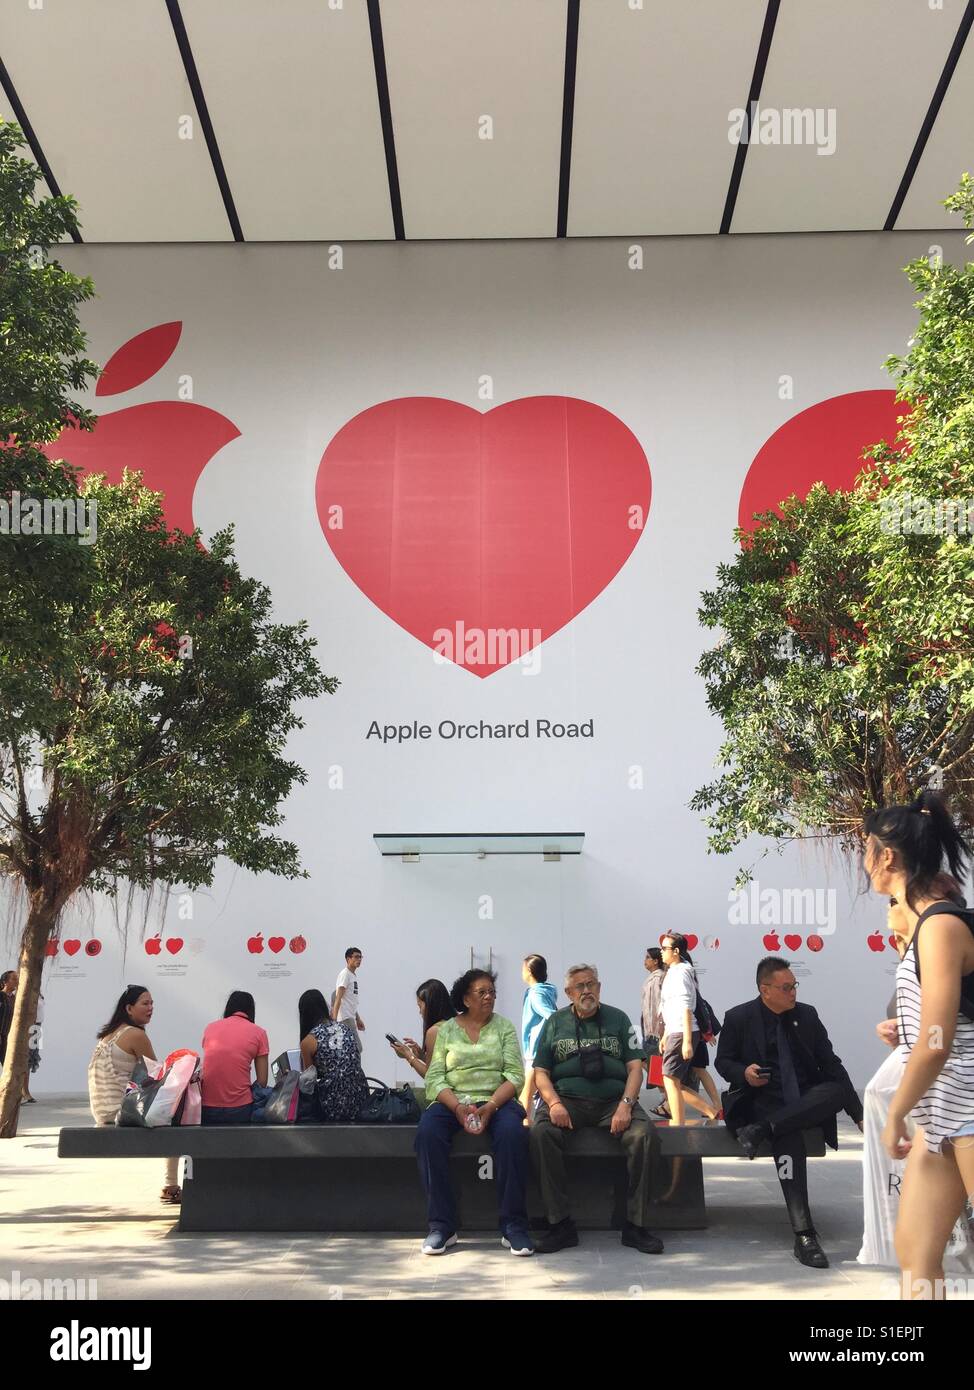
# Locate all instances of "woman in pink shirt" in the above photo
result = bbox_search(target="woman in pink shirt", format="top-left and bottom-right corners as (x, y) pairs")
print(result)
(201, 992), (269, 1124)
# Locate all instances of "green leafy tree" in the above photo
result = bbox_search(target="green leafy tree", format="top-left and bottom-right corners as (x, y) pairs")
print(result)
(0, 123), (336, 1136)
(693, 180), (974, 879)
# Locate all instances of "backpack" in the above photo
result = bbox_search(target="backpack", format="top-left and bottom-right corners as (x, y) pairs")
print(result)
(912, 901), (974, 1021)
(688, 967), (722, 1039)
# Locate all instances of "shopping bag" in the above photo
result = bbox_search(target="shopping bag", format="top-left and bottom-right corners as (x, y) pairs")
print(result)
(145, 1051), (199, 1128)
(179, 1079), (202, 1126)
(858, 1045), (974, 1271)
(263, 1069), (300, 1124)
(647, 1054), (664, 1088)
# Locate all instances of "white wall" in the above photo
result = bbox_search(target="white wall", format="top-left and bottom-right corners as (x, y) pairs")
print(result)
(13, 228), (965, 1095)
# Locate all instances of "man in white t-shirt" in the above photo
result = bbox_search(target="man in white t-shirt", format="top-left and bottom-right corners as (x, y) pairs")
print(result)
(334, 947), (364, 1053)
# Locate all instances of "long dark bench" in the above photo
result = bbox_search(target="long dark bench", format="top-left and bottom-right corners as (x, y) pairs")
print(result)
(58, 1123), (826, 1233)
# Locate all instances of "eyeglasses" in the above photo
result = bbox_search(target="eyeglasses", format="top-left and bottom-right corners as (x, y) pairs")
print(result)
(771, 983), (798, 992)
(469, 988), (496, 1000)
(568, 980), (598, 991)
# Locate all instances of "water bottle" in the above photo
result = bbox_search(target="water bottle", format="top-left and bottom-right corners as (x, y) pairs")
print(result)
(459, 1095), (482, 1133)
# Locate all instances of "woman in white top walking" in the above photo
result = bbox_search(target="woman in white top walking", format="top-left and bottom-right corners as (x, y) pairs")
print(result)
(87, 985), (180, 1203)
(658, 934), (719, 1125)
(865, 791), (974, 1299)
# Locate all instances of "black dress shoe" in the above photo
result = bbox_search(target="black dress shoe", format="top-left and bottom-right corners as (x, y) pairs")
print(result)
(793, 1232), (829, 1268)
(736, 1122), (770, 1159)
(534, 1219), (579, 1254)
(621, 1221), (664, 1254)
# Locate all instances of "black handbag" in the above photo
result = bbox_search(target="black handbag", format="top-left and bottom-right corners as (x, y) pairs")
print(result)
(355, 1076), (421, 1124)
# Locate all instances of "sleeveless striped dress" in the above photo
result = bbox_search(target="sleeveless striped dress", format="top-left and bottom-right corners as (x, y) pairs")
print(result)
(896, 939), (974, 1153)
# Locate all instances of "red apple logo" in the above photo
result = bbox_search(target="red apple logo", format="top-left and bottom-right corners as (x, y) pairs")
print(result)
(289, 935), (307, 954)
(44, 940), (58, 958)
(763, 933), (780, 951)
(867, 931), (886, 953)
(784, 934), (802, 952)
(739, 391), (906, 532)
(248, 933), (264, 955)
(806, 935), (824, 953)
(85, 939), (101, 957)
(268, 937), (286, 954)
(166, 938), (184, 955)
(43, 322), (241, 534)
(144, 935), (163, 956)
(63, 940), (81, 956)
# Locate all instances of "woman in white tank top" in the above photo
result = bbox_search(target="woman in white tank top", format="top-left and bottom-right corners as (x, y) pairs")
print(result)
(864, 793), (974, 1299)
(87, 986), (180, 1202)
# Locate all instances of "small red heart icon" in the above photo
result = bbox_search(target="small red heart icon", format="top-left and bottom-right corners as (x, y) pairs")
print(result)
(166, 938), (183, 955)
(685, 934), (699, 951)
(63, 940), (81, 956)
(268, 937), (286, 954)
(317, 396), (651, 677)
(888, 934), (899, 949)
(784, 934), (802, 951)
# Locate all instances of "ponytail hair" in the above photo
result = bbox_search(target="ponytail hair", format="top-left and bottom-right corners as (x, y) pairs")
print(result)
(864, 789), (971, 909)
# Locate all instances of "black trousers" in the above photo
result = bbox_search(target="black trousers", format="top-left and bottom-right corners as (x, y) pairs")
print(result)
(752, 1082), (847, 1233)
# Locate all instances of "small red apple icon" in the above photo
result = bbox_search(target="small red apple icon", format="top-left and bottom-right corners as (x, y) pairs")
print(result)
(145, 936), (162, 956)
(763, 933), (781, 951)
(289, 935), (307, 954)
(268, 937), (286, 954)
(42, 322), (241, 534)
(63, 940), (81, 956)
(806, 935), (824, 952)
(248, 933), (264, 955)
(85, 939), (102, 957)
(44, 940), (58, 958)
(166, 938), (184, 955)
(867, 931), (886, 953)
(784, 934), (802, 952)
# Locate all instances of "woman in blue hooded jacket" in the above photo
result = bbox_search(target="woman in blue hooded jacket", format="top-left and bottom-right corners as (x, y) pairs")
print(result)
(520, 954), (558, 1123)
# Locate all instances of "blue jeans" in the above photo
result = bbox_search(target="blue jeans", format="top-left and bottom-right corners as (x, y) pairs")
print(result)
(201, 1102), (253, 1125)
(415, 1100), (529, 1235)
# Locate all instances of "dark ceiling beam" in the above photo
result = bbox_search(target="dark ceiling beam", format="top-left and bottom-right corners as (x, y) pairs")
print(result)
(556, 0), (580, 238)
(165, 0), (243, 241)
(0, 55), (81, 242)
(719, 0), (780, 235)
(885, 0), (974, 230)
(367, 0), (404, 240)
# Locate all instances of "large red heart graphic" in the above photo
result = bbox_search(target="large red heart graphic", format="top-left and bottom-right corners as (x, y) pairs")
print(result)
(316, 396), (651, 677)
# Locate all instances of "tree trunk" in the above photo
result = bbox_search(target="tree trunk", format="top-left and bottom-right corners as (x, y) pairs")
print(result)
(0, 903), (54, 1138)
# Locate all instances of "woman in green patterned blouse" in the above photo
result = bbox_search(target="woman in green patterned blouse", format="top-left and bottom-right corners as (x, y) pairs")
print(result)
(415, 969), (533, 1256)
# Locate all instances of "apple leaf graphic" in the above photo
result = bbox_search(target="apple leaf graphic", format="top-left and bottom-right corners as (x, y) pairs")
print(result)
(96, 321), (183, 397)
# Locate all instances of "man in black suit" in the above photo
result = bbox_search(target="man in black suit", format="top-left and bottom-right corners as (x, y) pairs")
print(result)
(715, 955), (863, 1269)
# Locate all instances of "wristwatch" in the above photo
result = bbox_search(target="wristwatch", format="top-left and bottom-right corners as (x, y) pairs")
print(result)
(621, 1095), (637, 1107)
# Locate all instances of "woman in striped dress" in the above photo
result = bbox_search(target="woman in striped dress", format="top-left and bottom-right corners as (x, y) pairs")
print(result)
(87, 985), (181, 1203)
(864, 791), (974, 1299)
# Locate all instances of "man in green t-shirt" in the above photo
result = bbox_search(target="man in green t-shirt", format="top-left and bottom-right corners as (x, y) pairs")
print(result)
(531, 963), (664, 1255)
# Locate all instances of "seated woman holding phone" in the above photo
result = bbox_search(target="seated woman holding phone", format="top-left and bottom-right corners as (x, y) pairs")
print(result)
(414, 969), (533, 1256)
(388, 978), (454, 1079)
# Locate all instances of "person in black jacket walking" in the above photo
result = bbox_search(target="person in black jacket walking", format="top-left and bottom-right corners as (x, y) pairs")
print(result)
(715, 955), (863, 1269)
